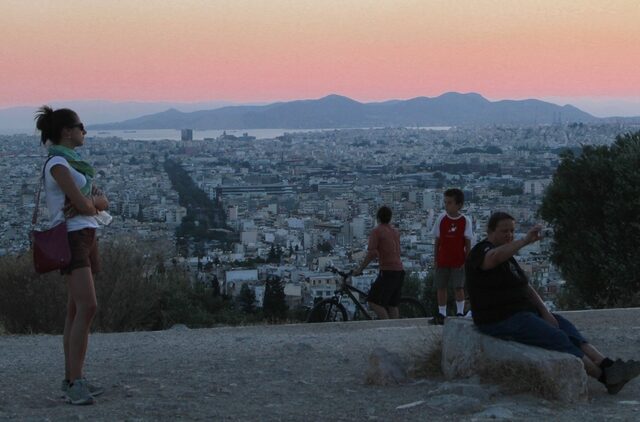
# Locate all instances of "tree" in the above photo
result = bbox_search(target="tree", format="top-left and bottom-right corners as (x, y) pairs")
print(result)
(402, 273), (423, 300)
(210, 275), (220, 297)
(237, 283), (256, 314)
(402, 271), (440, 315)
(539, 131), (640, 309)
(263, 276), (288, 321)
(318, 240), (333, 253)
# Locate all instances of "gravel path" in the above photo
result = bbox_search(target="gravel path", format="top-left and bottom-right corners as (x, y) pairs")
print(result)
(1, 309), (639, 421)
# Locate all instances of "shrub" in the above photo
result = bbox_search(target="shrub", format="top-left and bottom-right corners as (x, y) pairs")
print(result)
(0, 253), (66, 334)
(0, 235), (251, 334)
(409, 329), (443, 379)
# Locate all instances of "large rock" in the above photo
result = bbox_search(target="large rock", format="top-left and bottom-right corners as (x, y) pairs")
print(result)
(441, 318), (588, 402)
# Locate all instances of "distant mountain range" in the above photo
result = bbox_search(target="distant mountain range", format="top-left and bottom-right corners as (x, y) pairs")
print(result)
(89, 93), (606, 130)
(2, 93), (639, 134)
(0, 100), (238, 134)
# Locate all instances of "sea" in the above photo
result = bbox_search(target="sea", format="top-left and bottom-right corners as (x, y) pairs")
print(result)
(88, 127), (450, 141)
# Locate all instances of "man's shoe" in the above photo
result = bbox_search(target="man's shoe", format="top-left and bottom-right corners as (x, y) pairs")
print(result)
(61, 378), (104, 397)
(65, 379), (95, 405)
(456, 313), (465, 317)
(429, 313), (446, 325)
(605, 359), (640, 395)
(604, 359), (633, 385)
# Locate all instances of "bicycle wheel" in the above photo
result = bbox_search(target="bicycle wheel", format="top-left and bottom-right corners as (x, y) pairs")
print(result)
(306, 299), (348, 323)
(397, 297), (427, 318)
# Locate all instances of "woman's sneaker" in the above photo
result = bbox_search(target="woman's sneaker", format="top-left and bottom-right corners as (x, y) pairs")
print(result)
(62, 378), (104, 397)
(65, 379), (95, 405)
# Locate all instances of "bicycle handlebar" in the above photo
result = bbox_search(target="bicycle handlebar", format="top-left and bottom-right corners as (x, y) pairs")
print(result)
(326, 266), (352, 279)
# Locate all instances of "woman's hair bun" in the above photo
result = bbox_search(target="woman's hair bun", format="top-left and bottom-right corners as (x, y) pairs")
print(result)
(35, 105), (54, 131)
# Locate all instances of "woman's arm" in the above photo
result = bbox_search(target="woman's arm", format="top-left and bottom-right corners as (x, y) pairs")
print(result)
(50, 164), (97, 216)
(91, 185), (109, 211)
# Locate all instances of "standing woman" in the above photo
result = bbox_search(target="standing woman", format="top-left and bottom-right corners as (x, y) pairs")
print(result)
(35, 106), (108, 405)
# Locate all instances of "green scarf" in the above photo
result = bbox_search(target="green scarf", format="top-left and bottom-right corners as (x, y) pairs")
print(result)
(48, 145), (95, 196)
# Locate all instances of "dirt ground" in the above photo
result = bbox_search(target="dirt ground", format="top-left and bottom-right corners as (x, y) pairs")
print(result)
(1, 308), (639, 421)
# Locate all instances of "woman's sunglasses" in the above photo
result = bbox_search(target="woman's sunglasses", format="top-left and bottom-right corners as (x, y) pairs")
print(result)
(69, 123), (85, 131)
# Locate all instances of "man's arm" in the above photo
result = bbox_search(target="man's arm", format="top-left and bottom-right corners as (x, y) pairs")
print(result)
(480, 225), (541, 270)
(354, 250), (377, 275)
(353, 231), (378, 275)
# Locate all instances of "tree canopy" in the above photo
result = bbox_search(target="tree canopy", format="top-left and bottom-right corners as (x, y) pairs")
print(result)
(263, 276), (288, 321)
(539, 131), (640, 309)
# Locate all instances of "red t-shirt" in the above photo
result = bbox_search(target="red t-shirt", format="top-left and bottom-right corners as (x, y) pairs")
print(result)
(432, 213), (473, 268)
(367, 224), (404, 271)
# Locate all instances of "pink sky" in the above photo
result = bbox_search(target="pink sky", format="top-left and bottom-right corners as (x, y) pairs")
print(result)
(2, 0), (639, 111)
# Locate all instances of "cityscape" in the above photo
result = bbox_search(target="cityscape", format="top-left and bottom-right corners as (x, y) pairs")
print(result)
(1, 121), (633, 314)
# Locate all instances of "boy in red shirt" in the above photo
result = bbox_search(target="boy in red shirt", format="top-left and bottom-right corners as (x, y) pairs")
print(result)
(353, 206), (404, 319)
(430, 188), (473, 324)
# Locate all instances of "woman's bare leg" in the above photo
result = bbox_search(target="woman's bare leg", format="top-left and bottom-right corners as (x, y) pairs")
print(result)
(67, 267), (97, 381)
(63, 281), (76, 381)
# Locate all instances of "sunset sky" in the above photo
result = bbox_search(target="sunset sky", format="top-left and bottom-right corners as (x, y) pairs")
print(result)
(2, 0), (640, 114)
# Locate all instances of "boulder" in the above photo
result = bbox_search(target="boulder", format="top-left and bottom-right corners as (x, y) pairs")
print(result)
(441, 318), (588, 402)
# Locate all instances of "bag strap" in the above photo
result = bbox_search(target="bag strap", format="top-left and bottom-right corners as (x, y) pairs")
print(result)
(31, 156), (56, 226)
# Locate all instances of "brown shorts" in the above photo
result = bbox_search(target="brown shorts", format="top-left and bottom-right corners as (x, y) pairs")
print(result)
(61, 228), (101, 275)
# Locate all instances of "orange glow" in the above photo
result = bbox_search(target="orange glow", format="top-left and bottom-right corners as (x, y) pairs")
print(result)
(1, 0), (639, 107)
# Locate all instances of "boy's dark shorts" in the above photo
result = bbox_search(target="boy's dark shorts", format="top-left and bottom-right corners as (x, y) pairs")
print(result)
(368, 270), (405, 307)
(61, 228), (100, 275)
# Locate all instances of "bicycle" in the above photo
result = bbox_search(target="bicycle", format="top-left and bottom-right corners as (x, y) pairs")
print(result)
(306, 266), (427, 322)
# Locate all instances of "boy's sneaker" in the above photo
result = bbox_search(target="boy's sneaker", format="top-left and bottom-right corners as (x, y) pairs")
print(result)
(605, 359), (640, 395)
(429, 313), (446, 325)
(62, 378), (104, 398)
(65, 379), (95, 405)
(456, 313), (465, 317)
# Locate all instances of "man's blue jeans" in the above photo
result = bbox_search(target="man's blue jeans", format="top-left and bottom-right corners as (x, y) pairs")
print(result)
(476, 311), (587, 358)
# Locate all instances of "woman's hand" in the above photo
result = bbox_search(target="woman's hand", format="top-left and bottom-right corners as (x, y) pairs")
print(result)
(92, 194), (109, 211)
(92, 185), (104, 196)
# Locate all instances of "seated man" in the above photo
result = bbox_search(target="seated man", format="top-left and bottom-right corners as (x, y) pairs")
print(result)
(465, 211), (640, 394)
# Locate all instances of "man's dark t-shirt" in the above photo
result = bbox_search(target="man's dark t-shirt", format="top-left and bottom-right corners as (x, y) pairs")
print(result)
(465, 239), (536, 325)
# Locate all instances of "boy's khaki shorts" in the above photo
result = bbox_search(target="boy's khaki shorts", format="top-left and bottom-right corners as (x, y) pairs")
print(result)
(434, 267), (465, 289)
